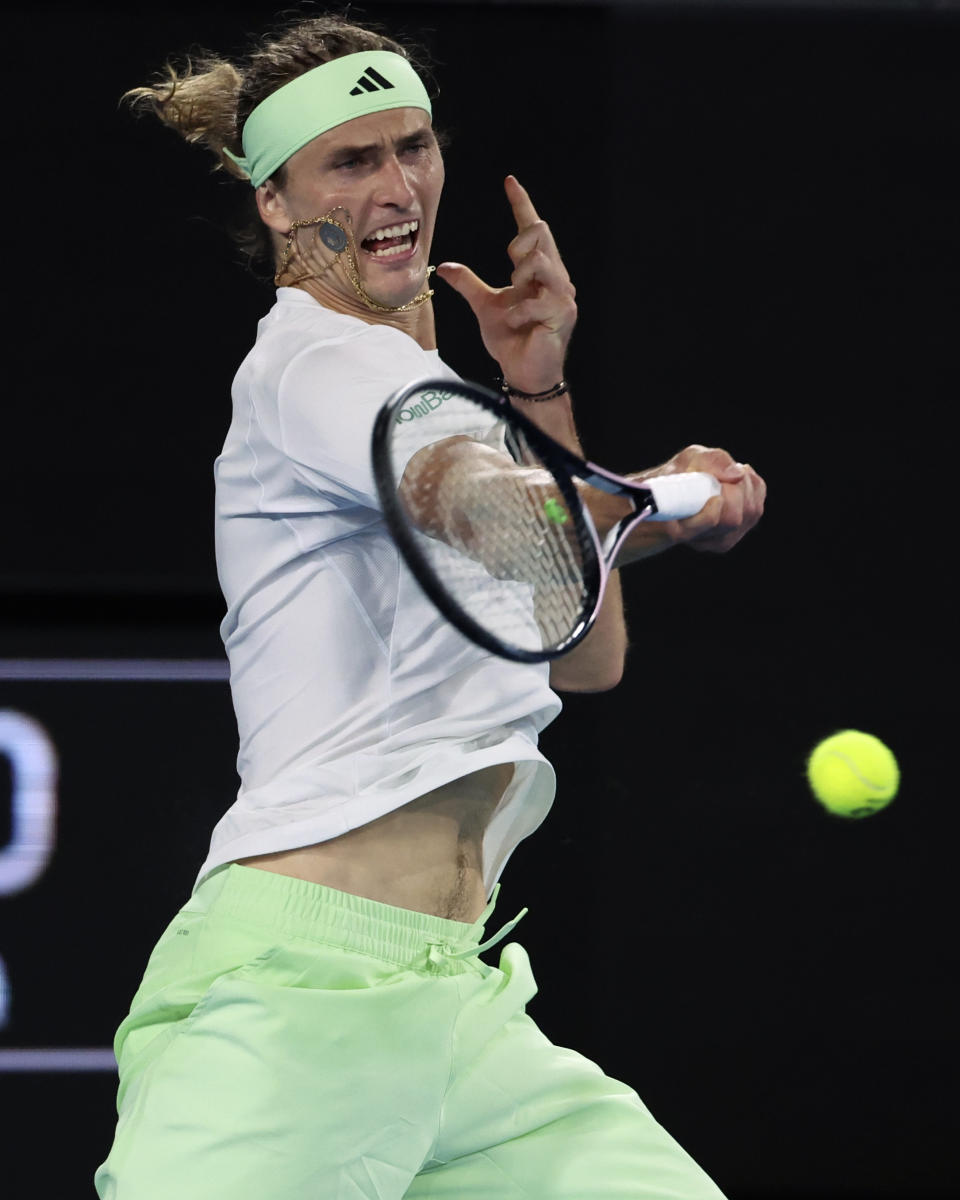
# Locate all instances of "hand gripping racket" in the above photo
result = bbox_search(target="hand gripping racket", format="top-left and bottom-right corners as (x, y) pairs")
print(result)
(372, 377), (720, 663)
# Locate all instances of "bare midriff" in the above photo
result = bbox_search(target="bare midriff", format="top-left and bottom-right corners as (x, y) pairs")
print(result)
(235, 763), (515, 925)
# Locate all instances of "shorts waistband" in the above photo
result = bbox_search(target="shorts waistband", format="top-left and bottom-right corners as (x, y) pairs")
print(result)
(189, 863), (528, 966)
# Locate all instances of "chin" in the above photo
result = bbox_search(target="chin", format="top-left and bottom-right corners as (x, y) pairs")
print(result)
(361, 265), (429, 310)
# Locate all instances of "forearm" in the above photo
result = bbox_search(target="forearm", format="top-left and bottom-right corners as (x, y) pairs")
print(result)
(507, 390), (580, 452)
(511, 392), (677, 566)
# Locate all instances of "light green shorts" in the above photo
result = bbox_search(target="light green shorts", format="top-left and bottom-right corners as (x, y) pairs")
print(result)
(95, 863), (725, 1199)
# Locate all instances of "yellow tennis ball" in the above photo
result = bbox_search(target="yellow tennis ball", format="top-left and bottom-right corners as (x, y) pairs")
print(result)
(806, 730), (899, 818)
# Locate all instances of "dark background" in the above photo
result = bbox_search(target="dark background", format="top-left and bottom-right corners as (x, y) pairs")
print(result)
(0, 1), (955, 1196)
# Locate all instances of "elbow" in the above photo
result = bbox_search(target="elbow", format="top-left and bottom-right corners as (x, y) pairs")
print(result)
(583, 661), (625, 692)
(550, 657), (626, 693)
(548, 622), (629, 693)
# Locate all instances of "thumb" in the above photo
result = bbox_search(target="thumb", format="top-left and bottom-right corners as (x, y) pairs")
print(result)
(435, 261), (494, 312)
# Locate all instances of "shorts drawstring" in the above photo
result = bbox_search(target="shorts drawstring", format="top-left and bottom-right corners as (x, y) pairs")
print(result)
(426, 883), (529, 966)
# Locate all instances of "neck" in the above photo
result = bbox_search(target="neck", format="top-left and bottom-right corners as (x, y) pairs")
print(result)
(292, 275), (437, 350)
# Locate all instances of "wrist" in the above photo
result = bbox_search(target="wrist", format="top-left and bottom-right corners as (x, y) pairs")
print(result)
(507, 385), (580, 454)
(497, 376), (568, 403)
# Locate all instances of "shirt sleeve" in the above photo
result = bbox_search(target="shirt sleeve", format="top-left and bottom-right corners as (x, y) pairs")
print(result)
(275, 324), (443, 509)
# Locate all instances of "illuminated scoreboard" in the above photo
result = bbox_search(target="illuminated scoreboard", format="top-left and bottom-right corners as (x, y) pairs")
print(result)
(0, 658), (238, 1074)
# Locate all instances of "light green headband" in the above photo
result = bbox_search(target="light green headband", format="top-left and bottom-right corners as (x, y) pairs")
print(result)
(224, 50), (432, 188)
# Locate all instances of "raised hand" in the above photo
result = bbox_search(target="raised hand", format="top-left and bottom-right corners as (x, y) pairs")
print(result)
(435, 176), (577, 393)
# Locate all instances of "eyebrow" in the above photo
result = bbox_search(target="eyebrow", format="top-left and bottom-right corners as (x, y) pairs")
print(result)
(324, 126), (434, 163)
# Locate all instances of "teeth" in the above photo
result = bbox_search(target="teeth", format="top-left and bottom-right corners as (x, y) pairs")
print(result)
(369, 220), (418, 241)
(370, 240), (413, 257)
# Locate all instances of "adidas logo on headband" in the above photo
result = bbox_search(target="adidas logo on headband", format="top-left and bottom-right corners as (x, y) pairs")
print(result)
(349, 66), (396, 96)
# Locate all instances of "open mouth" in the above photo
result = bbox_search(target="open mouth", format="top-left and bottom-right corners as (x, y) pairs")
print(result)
(360, 219), (420, 260)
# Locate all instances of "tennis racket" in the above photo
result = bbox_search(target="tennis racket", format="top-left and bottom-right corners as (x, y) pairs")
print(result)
(371, 377), (721, 663)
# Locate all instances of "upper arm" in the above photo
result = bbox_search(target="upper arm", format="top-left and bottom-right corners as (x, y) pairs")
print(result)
(546, 569), (628, 692)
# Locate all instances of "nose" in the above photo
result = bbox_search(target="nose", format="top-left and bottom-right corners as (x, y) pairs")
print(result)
(372, 154), (415, 210)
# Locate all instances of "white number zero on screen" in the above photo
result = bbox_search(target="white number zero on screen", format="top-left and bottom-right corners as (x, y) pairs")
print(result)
(0, 710), (59, 894)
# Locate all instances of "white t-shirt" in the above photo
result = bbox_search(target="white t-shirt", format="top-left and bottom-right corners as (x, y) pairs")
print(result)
(195, 288), (561, 897)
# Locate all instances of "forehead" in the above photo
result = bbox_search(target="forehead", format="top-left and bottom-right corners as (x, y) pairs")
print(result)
(292, 106), (433, 165)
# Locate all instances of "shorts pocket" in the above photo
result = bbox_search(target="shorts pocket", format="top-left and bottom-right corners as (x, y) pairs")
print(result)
(116, 939), (283, 1106)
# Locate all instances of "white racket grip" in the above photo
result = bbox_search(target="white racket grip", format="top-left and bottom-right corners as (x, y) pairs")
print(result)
(644, 472), (722, 521)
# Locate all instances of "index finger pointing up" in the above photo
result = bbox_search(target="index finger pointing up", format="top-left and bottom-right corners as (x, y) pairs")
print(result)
(505, 175), (540, 232)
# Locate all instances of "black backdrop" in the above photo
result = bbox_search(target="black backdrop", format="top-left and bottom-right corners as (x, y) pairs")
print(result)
(0, 2), (956, 1197)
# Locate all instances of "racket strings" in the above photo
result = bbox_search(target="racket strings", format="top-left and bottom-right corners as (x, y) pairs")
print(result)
(391, 404), (592, 653)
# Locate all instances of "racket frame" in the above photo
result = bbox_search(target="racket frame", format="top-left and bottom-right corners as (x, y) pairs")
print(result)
(372, 377), (661, 663)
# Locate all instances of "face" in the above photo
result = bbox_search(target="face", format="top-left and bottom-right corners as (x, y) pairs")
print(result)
(257, 107), (444, 310)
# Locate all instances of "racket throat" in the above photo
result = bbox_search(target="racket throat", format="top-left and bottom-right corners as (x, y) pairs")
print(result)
(580, 466), (655, 558)
(600, 492), (652, 561)
(601, 508), (646, 563)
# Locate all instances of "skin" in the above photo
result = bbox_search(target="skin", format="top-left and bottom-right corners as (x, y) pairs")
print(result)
(438, 177), (765, 689)
(240, 105), (766, 922)
(256, 107), (444, 349)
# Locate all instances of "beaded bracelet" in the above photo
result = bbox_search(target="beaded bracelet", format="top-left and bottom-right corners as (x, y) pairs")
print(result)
(497, 377), (568, 402)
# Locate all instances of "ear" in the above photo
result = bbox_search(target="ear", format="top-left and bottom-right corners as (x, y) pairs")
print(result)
(256, 179), (292, 234)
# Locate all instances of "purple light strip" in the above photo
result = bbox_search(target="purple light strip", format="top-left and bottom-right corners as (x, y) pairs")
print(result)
(0, 659), (228, 682)
(0, 1047), (117, 1072)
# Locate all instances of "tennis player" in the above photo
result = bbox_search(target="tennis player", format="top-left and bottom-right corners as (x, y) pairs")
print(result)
(96, 13), (764, 1199)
